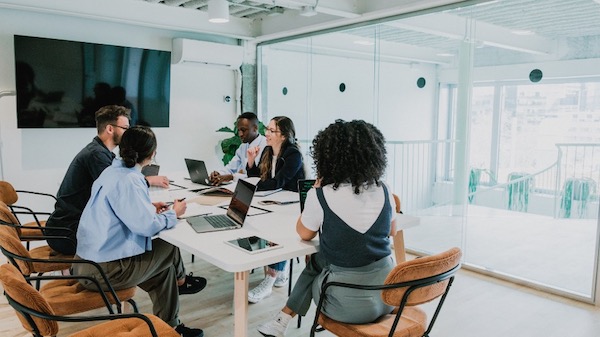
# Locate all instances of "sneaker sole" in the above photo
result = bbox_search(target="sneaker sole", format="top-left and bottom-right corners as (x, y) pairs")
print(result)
(273, 280), (288, 288)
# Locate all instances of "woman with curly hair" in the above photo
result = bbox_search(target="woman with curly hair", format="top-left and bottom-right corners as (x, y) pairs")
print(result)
(246, 116), (305, 303)
(257, 120), (397, 337)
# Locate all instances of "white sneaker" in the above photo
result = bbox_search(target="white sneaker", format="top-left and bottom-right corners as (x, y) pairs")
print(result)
(273, 271), (289, 288)
(248, 275), (275, 303)
(257, 311), (291, 337)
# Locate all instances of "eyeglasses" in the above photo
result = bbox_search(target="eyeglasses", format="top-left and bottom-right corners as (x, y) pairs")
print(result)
(266, 128), (281, 134)
(110, 124), (129, 130)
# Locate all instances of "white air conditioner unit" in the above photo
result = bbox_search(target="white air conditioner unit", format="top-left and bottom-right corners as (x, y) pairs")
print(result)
(171, 38), (243, 69)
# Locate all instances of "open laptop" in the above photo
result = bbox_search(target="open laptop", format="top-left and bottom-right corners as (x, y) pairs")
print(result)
(184, 158), (211, 186)
(298, 179), (316, 212)
(186, 179), (257, 233)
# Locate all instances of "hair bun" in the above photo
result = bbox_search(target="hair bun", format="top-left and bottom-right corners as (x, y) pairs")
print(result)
(121, 148), (138, 168)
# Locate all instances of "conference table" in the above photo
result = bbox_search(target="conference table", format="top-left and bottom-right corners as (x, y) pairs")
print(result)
(152, 177), (419, 337)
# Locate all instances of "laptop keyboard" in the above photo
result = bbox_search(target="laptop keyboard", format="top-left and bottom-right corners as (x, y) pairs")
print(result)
(206, 215), (235, 228)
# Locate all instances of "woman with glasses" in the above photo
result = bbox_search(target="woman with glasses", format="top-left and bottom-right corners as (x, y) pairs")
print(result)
(246, 116), (306, 303)
(246, 116), (305, 192)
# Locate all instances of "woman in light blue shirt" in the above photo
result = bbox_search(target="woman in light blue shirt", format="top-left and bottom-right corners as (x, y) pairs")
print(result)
(73, 126), (205, 337)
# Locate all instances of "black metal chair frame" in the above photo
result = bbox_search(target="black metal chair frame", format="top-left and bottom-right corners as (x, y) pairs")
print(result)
(310, 264), (461, 337)
(5, 189), (57, 226)
(0, 220), (138, 314)
(4, 291), (159, 337)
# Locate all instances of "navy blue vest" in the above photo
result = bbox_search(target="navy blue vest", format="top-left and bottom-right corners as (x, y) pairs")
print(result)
(316, 184), (392, 268)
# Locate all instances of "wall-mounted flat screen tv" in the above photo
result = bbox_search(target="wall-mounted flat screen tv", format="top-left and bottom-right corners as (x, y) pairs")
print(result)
(14, 35), (170, 128)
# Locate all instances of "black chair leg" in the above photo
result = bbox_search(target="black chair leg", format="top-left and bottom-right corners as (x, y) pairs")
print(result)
(191, 254), (195, 263)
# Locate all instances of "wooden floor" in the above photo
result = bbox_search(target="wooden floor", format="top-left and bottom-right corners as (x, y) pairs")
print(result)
(1, 251), (600, 337)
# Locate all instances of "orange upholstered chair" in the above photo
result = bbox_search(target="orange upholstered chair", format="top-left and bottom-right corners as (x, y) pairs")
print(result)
(310, 247), (462, 337)
(0, 225), (137, 315)
(0, 263), (178, 337)
(0, 181), (56, 238)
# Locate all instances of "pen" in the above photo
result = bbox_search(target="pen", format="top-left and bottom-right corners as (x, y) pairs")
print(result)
(165, 198), (186, 206)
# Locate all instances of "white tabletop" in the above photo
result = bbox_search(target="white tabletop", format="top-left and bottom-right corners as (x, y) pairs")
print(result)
(156, 186), (318, 272)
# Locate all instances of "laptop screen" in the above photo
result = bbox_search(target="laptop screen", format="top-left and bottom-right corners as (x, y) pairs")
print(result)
(297, 179), (316, 212)
(184, 158), (209, 184)
(227, 179), (257, 225)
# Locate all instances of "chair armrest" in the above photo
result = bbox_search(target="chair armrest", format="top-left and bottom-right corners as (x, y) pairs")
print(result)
(10, 206), (50, 227)
(16, 223), (75, 238)
(26, 274), (116, 314)
(15, 189), (58, 202)
(2, 248), (125, 314)
(5, 293), (159, 337)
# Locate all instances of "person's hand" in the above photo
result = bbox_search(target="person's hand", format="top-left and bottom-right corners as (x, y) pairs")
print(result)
(153, 201), (168, 214)
(209, 171), (220, 184)
(212, 174), (233, 186)
(313, 178), (322, 187)
(247, 146), (260, 168)
(173, 199), (187, 217)
(146, 175), (170, 188)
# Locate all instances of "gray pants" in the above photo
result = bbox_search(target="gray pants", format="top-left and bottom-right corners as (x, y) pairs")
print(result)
(286, 252), (395, 324)
(73, 239), (185, 327)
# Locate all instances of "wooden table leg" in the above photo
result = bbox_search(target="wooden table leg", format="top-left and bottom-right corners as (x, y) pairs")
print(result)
(234, 270), (249, 337)
(393, 230), (406, 264)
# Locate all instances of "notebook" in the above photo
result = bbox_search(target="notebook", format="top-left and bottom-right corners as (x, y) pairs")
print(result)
(297, 179), (316, 212)
(184, 158), (211, 186)
(186, 179), (257, 233)
(141, 164), (160, 176)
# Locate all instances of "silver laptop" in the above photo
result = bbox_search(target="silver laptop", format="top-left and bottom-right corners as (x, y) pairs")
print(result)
(186, 179), (257, 233)
(184, 158), (212, 186)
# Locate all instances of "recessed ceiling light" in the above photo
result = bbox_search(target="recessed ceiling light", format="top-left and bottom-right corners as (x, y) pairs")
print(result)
(354, 40), (374, 46)
(511, 29), (535, 36)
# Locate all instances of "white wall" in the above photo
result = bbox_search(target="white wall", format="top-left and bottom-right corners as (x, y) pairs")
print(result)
(0, 8), (239, 207)
(263, 48), (438, 142)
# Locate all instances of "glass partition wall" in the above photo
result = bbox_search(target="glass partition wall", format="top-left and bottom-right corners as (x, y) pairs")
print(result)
(257, 0), (600, 303)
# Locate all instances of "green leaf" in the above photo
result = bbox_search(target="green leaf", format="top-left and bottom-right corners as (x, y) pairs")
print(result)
(216, 126), (235, 133)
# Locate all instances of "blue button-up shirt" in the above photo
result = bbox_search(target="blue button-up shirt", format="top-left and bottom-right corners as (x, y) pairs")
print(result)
(76, 159), (177, 263)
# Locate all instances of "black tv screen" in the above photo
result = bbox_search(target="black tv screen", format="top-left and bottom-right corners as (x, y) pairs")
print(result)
(14, 35), (170, 128)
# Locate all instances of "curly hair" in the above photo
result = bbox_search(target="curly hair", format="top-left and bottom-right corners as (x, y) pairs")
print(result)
(311, 119), (387, 194)
(119, 126), (157, 168)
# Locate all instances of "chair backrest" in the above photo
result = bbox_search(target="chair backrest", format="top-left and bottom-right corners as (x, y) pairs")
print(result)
(0, 200), (21, 226)
(382, 247), (462, 306)
(0, 181), (19, 205)
(392, 194), (401, 214)
(0, 225), (35, 275)
(0, 263), (59, 336)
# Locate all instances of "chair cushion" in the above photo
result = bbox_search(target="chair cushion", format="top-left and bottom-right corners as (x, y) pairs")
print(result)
(318, 307), (427, 337)
(0, 264), (59, 336)
(40, 280), (137, 315)
(70, 313), (180, 337)
(382, 247), (461, 306)
(29, 245), (73, 273)
(18, 220), (47, 239)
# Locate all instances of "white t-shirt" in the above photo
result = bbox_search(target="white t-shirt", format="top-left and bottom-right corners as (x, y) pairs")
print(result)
(301, 182), (396, 234)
